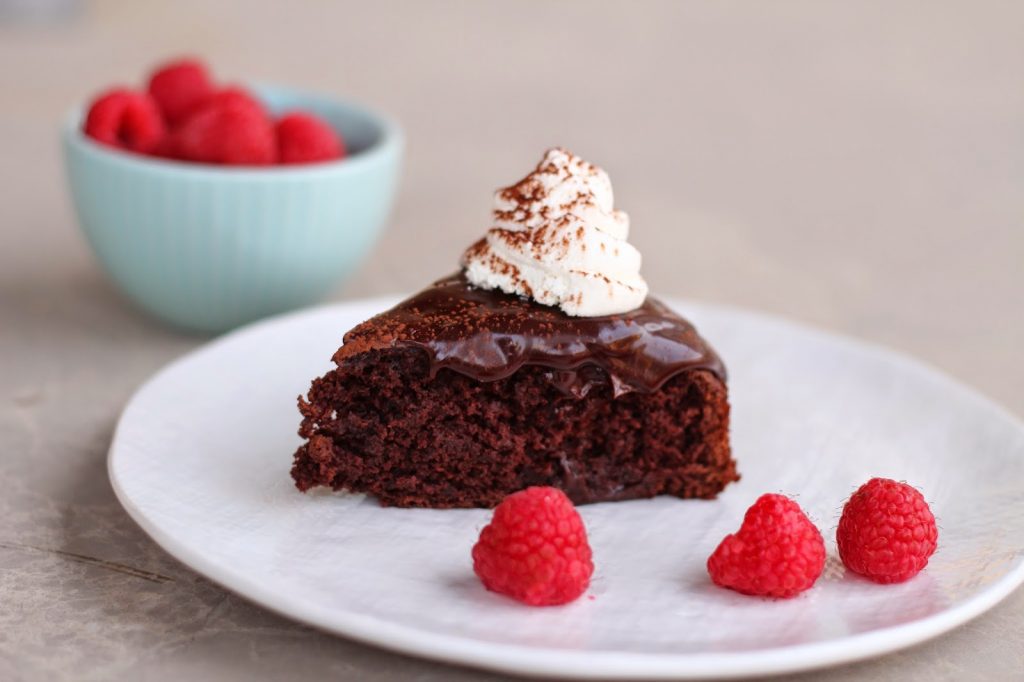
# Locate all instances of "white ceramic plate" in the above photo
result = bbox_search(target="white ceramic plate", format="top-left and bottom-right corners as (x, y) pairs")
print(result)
(109, 297), (1024, 679)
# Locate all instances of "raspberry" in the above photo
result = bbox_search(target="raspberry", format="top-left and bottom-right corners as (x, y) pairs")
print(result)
(472, 487), (593, 606)
(837, 478), (937, 583)
(194, 86), (268, 119)
(83, 88), (166, 154)
(171, 97), (276, 166)
(707, 493), (825, 598)
(147, 58), (215, 127)
(151, 134), (179, 160)
(275, 112), (345, 164)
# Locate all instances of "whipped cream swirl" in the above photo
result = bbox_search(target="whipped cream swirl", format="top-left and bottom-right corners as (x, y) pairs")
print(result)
(461, 148), (648, 317)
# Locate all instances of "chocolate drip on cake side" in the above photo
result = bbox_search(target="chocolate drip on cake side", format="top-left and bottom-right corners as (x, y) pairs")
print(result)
(333, 273), (725, 397)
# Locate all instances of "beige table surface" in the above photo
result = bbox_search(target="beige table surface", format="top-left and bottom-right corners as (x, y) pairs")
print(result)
(1, 1), (1022, 680)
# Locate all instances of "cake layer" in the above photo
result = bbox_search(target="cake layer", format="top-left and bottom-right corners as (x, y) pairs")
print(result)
(292, 348), (735, 508)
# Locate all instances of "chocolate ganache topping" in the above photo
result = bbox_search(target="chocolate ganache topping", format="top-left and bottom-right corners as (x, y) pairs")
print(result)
(334, 273), (725, 397)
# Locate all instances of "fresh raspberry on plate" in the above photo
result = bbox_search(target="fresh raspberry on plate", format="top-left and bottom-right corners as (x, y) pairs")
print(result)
(276, 112), (345, 164)
(147, 58), (215, 127)
(83, 88), (166, 154)
(171, 97), (276, 166)
(472, 486), (593, 606)
(707, 493), (826, 598)
(837, 478), (938, 583)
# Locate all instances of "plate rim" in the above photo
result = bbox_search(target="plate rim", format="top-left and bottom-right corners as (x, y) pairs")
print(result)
(108, 296), (1024, 679)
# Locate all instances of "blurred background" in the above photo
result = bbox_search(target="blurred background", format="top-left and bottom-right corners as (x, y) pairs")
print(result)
(2, 1), (1022, 408)
(3, 1), (1022, 410)
(1, 1), (1022, 680)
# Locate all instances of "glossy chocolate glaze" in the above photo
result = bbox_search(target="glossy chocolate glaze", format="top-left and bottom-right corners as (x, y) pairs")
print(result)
(334, 273), (725, 397)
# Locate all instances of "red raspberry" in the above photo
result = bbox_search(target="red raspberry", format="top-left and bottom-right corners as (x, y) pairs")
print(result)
(171, 97), (276, 166)
(151, 134), (179, 160)
(194, 86), (268, 120)
(147, 58), (215, 127)
(707, 493), (825, 598)
(837, 478), (937, 584)
(276, 112), (345, 164)
(472, 487), (593, 606)
(83, 88), (166, 154)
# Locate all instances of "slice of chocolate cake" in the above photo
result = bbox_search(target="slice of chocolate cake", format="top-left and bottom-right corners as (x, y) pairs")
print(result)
(291, 148), (736, 508)
(292, 274), (734, 507)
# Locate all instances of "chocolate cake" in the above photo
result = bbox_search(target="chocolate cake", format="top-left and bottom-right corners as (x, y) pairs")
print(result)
(291, 148), (736, 508)
(291, 273), (735, 507)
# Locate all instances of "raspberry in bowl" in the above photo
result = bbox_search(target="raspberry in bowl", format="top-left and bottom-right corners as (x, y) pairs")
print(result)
(63, 61), (402, 332)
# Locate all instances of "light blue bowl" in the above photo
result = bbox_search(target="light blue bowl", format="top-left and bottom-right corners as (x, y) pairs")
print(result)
(63, 86), (402, 333)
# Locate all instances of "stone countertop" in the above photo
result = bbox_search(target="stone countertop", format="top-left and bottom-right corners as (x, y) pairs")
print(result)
(1, 1), (1022, 680)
